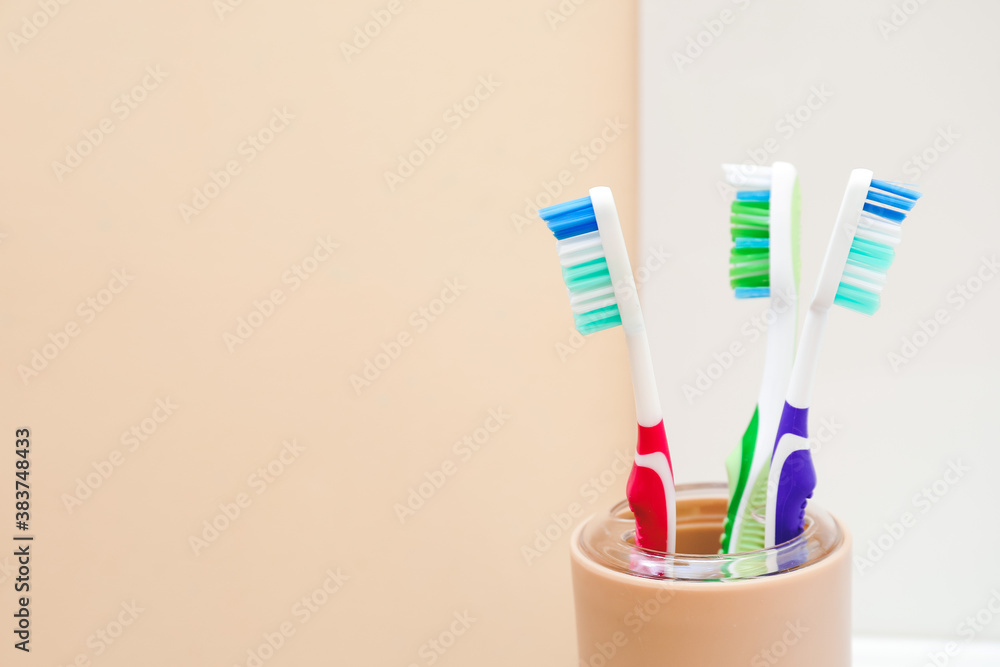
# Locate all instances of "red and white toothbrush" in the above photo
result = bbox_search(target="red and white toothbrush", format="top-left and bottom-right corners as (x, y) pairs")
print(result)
(540, 187), (676, 554)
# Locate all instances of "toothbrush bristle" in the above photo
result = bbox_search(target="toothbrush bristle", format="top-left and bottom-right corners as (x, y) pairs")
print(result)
(834, 178), (922, 315)
(723, 165), (773, 299)
(539, 196), (622, 335)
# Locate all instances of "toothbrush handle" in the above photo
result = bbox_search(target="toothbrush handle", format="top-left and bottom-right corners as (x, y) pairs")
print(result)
(768, 403), (816, 546)
(627, 420), (676, 553)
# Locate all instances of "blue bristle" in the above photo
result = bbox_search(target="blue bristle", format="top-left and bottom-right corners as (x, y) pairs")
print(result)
(866, 189), (916, 211)
(734, 238), (770, 249)
(735, 287), (770, 299)
(863, 201), (907, 223)
(863, 178), (921, 225)
(539, 196), (598, 240)
(870, 179), (922, 201)
(736, 190), (770, 202)
(538, 194), (621, 336)
(833, 175), (924, 316)
(539, 196), (589, 218)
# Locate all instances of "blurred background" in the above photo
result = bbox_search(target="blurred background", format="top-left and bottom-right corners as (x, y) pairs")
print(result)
(640, 0), (1000, 657)
(0, 0), (996, 665)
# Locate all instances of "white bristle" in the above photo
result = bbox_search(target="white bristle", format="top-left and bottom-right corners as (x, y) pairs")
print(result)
(723, 163), (773, 189)
(857, 214), (902, 245)
(842, 262), (887, 285)
(556, 231), (604, 267)
(556, 230), (602, 255)
(841, 264), (887, 294)
(559, 248), (604, 268)
(569, 283), (614, 303)
(855, 225), (900, 247)
(840, 273), (885, 295)
(568, 283), (616, 313)
(570, 294), (617, 314)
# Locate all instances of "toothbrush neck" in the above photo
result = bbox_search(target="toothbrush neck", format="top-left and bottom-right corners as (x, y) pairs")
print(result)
(758, 287), (798, 423)
(625, 327), (663, 427)
(785, 305), (830, 409)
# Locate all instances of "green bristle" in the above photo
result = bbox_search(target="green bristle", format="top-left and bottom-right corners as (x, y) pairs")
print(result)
(730, 256), (769, 273)
(730, 255), (769, 274)
(730, 214), (769, 240)
(834, 282), (880, 316)
(561, 257), (612, 293)
(730, 213), (769, 227)
(730, 246), (768, 257)
(729, 188), (771, 294)
(730, 256), (770, 286)
(734, 459), (769, 553)
(834, 236), (895, 316)
(730, 273), (770, 289)
(731, 201), (770, 214)
(846, 237), (895, 272)
(574, 305), (622, 334)
(730, 239), (770, 288)
(732, 229), (770, 240)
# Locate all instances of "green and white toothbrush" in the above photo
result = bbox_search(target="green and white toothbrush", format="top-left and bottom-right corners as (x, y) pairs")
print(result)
(720, 162), (801, 554)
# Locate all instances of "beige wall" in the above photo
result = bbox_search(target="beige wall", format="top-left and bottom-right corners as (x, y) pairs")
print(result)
(1, 1), (638, 664)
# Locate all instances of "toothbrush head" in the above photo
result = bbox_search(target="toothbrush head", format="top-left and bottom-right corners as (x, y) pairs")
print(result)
(826, 171), (922, 316)
(722, 163), (801, 302)
(723, 164), (773, 299)
(539, 193), (624, 335)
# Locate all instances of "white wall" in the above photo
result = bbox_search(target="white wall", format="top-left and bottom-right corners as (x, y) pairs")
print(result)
(640, 0), (1000, 641)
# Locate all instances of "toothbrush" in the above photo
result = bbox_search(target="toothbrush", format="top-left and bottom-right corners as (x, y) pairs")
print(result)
(539, 187), (676, 554)
(765, 169), (922, 547)
(719, 162), (801, 554)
